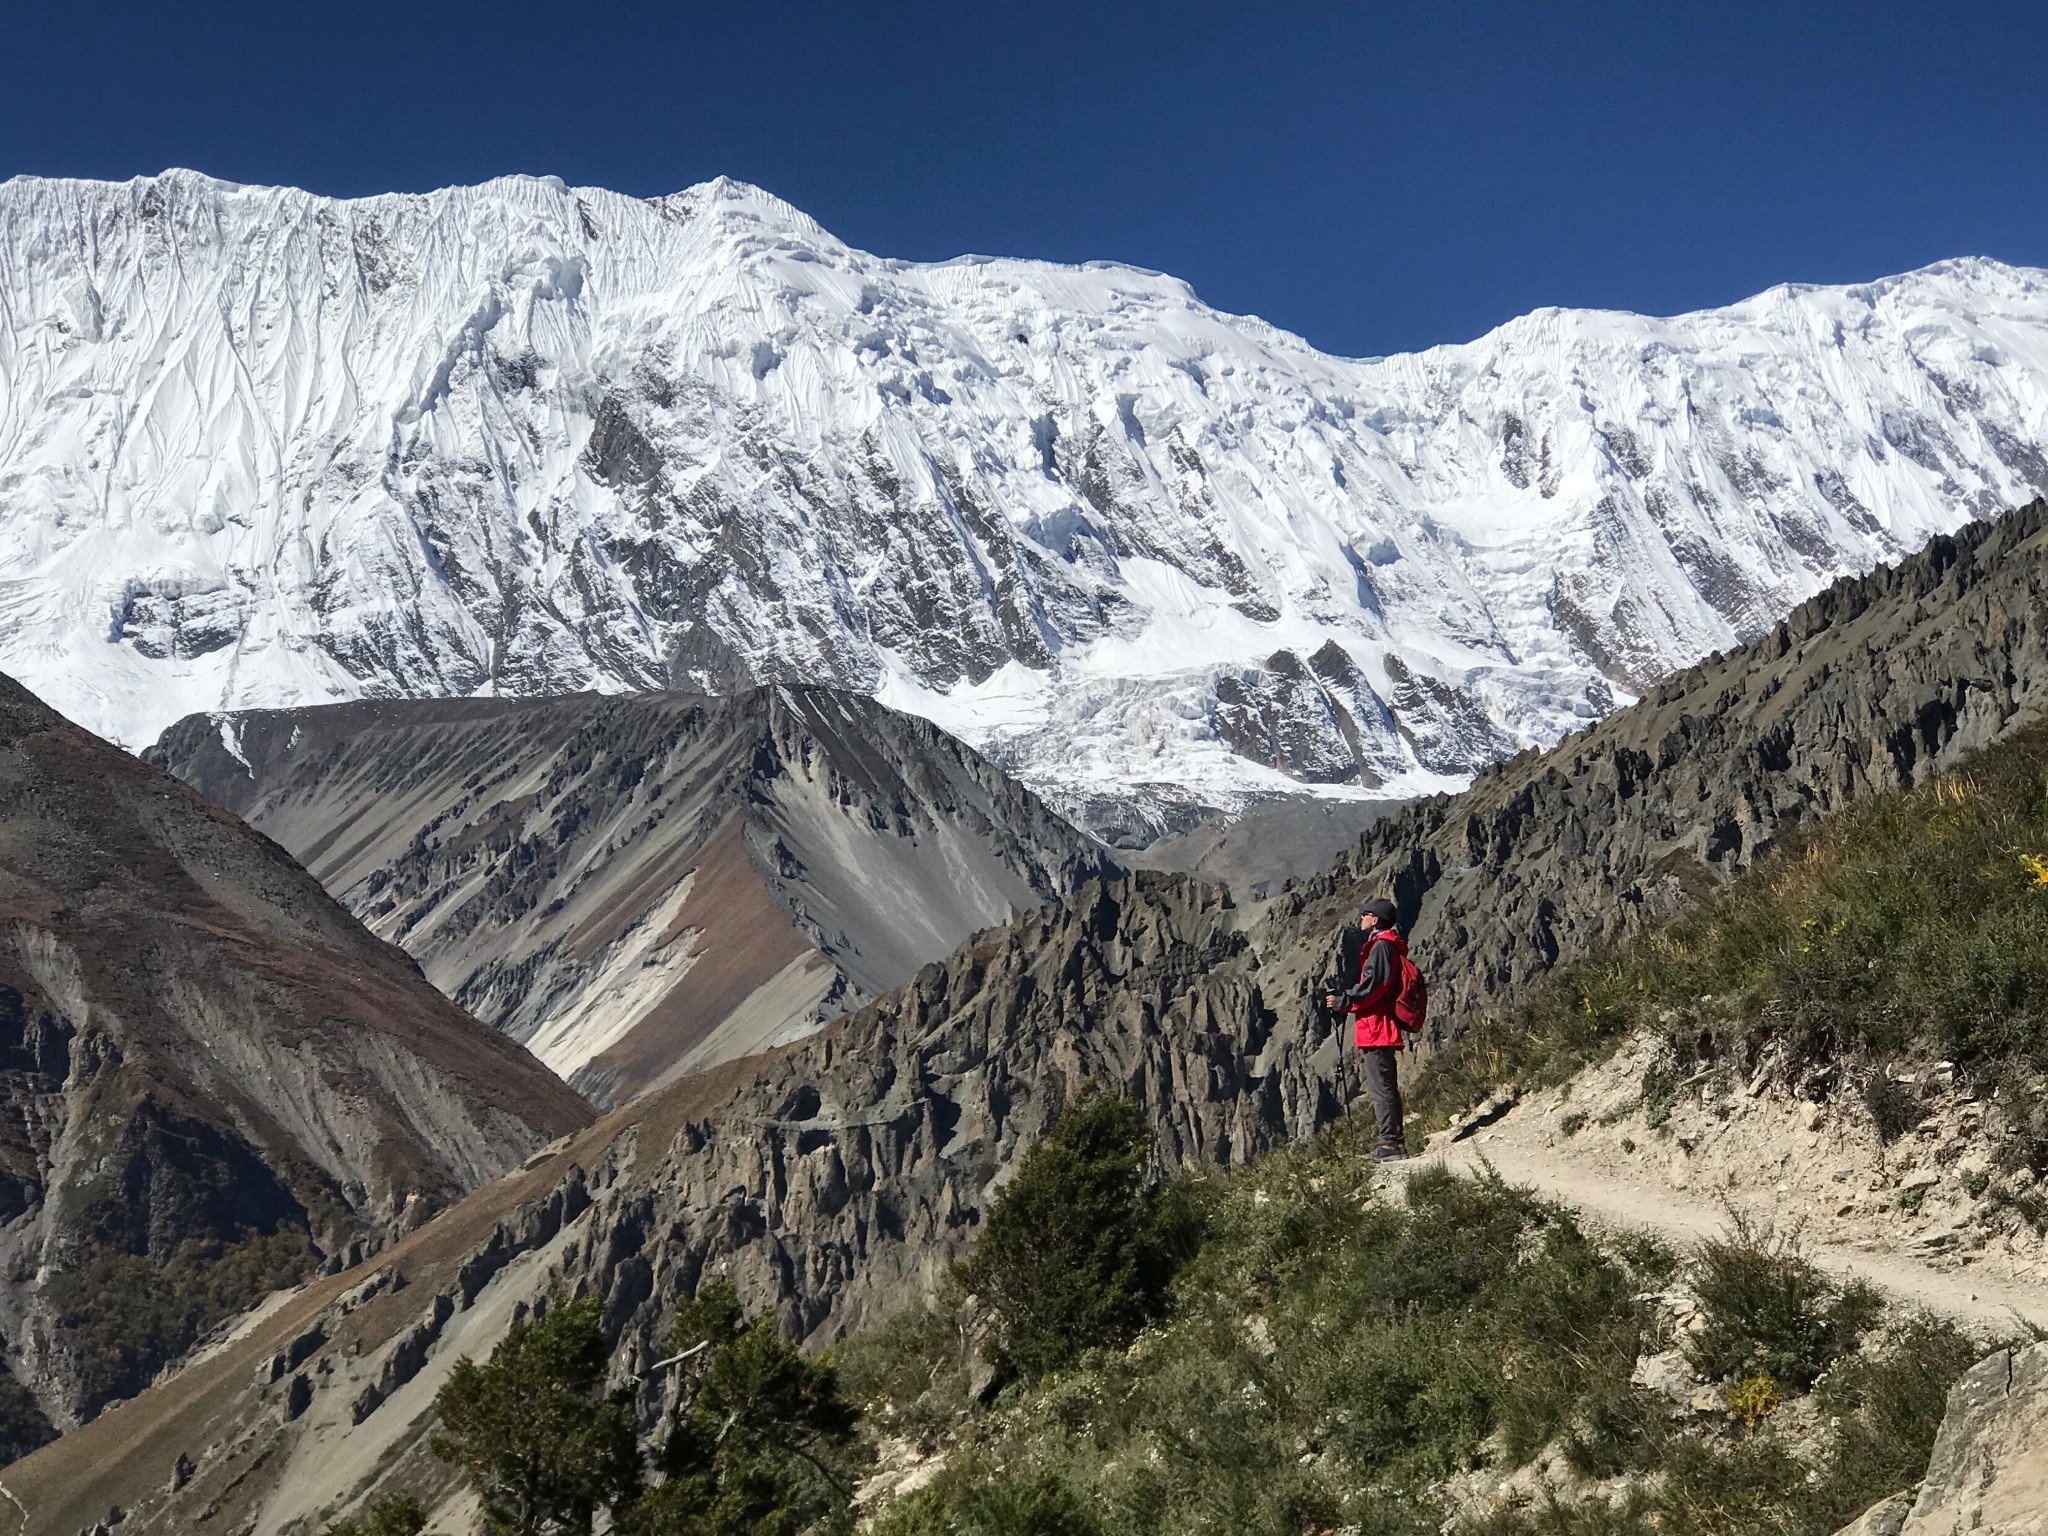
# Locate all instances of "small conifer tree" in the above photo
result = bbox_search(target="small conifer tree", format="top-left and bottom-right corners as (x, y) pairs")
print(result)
(955, 1090), (1200, 1380)
(620, 1279), (863, 1535)
(432, 1295), (641, 1536)
(321, 1490), (428, 1536)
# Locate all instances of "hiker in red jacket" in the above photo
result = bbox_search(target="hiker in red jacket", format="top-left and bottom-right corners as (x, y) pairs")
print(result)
(1325, 897), (1415, 1161)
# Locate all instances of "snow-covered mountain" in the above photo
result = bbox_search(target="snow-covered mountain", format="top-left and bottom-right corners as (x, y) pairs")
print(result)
(5, 170), (2048, 838)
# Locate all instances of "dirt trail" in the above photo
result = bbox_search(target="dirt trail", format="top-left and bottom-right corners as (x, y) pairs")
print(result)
(1389, 1038), (2048, 1337)
(1404, 1130), (2048, 1333)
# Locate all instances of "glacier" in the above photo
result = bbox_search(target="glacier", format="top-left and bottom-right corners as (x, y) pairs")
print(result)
(4, 168), (2048, 839)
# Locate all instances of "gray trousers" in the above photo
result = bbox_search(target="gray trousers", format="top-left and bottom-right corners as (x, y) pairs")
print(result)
(1361, 1046), (1403, 1147)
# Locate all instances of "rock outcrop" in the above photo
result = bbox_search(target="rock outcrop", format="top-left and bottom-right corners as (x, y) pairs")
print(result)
(0, 674), (593, 1433)
(147, 686), (1114, 1107)
(1833, 1343), (2048, 1535)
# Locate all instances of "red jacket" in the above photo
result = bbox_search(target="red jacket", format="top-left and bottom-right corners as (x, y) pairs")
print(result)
(1348, 929), (1408, 1049)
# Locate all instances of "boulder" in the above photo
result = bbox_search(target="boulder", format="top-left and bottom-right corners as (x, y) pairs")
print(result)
(1835, 1344), (2048, 1535)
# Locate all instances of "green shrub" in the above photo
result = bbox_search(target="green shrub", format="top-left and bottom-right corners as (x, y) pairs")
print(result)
(956, 1091), (1203, 1380)
(870, 1464), (1104, 1536)
(322, 1491), (427, 1536)
(1807, 1316), (1984, 1527)
(835, 1289), (973, 1432)
(1684, 1220), (1880, 1391)
(1610, 1230), (1679, 1288)
(46, 1226), (317, 1413)
(1862, 1074), (1927, 1143)
(432, 1295), (642, 1535)
(1642, 1061), (1680, 1130)
(1725, 1372), (1780, 1428)
(1653, 1432), (1811, 1536)
(620, 1279), (864, 1536)
(864, 1159), (1652, 1536)
(0, 1364), (55, 1466)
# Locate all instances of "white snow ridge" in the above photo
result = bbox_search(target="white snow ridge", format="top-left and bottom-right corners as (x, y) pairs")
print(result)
(5, 168), (2048, 839)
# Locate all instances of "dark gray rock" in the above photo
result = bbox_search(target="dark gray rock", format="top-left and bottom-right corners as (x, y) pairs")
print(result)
(147, 686), (1116, 1108)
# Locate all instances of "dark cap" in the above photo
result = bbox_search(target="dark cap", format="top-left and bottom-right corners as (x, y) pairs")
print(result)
(1360, 898), (1398, 927)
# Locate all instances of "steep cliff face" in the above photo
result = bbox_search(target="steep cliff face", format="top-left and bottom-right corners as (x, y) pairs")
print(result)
(0, 674), (593, 1433)
(147, 686), (1115, 1107)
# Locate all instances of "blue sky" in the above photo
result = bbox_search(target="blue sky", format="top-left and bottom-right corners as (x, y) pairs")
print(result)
(5, 2), (2045, 357)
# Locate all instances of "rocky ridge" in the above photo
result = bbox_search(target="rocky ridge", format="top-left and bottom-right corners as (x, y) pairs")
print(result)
(1275, 495), (2048, 1042)
(145, 685), (1114, 1107)
(0, 673), (592, 1436)
(10, 171), (2048, 833)
(3, 871), (1336, 1534)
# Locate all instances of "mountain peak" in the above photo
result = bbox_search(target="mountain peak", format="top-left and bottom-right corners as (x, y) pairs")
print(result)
(4, 171), (2047, 836)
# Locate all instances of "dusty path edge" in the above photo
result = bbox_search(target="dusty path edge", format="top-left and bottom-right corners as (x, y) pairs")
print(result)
(1398, 1134), (2048, 1335)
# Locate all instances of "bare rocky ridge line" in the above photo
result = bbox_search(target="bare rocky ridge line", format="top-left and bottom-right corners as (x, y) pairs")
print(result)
(19, 501), (2048, 1530)
(145, 684), (1116, 1108)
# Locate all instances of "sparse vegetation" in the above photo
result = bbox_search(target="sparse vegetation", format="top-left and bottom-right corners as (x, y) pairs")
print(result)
(1412, 724), (2048, 1168)
(1685, 1217), (1880, 1391)
(47, 1225), (317, 1412)
(848, 1112), (1991, 1536)
(322, 1490), (427, 1536)
(620, 1279), (863, 1535)
(432, 1296), (642, 1535)
(861, 1138), (1670, 1536)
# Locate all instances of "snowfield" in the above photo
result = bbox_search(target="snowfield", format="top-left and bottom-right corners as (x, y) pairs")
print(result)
(5, 169), (2048, 837)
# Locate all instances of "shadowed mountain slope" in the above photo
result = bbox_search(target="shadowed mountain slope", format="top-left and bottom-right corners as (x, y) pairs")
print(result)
(22, 500), (2048, 1531)
(0, 674), (592, 1434)
(147, 686), (1113, 1107)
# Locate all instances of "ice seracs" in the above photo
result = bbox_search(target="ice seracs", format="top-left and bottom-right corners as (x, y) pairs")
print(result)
(4, 169), (2047, 837)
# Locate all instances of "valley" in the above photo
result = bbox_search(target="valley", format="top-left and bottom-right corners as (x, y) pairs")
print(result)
(9, 498), (2048, 1533)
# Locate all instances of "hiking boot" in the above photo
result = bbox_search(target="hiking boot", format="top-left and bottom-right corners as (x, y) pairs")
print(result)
(1372, 1143), (1407, 1162)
